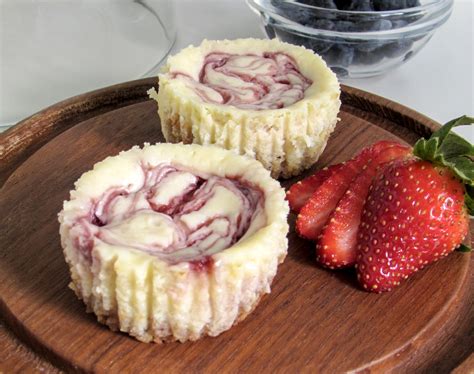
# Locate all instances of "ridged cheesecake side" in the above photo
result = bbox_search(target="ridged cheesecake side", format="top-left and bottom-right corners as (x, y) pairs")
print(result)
(150, 38), (341, 179)
(59, 144), (289, 342)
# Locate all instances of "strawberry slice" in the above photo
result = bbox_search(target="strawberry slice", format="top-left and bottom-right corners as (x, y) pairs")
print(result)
(295, 141), (403, 241)
(316, 144), (411, 269)
(286, 166), (337, 213)
(296, 162), (360, 240)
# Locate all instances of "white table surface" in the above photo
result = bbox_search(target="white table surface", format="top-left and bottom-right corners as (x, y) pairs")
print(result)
(1, 0), (473, 143)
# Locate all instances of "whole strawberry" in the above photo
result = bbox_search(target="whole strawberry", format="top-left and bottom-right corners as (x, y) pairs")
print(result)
(357, 116), (473, 293)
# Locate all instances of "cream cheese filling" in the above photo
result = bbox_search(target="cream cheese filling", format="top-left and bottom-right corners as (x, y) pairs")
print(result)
(69, 163), (265, 264)
(169, 52), (312, 110)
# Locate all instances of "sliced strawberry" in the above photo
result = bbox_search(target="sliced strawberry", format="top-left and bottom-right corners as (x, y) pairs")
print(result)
(286, 166), (338, 213)
(295, 140), (404, 241)
(296, 163), (357, 240)
(316, 144), (411, 269)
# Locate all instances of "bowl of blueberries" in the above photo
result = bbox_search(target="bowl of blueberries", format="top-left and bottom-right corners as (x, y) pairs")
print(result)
(247, 0), (453, 78)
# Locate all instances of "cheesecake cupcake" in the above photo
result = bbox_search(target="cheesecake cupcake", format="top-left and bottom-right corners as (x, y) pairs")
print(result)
(149, 38), (341, 178)
(59, 143), (289, 342)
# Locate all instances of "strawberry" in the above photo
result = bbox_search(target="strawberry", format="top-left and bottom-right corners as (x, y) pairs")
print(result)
(357, 116), (473, 293)
(296, 141), (405, 240)
(316, 143), (411, 269)
(286, 166), (338, 213)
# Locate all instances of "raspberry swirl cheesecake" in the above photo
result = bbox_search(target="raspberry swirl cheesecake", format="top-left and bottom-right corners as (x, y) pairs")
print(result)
(59, 143), (289, 342)
(149, 38), (341, 179)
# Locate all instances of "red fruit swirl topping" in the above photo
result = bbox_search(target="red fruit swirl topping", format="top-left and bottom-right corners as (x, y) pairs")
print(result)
(68, 164), (264, 266)
(171, 52), (312, 110)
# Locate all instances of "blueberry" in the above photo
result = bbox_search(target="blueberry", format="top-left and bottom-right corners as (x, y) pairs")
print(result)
(338, 0), (418, 11)
(275, 30), (308, 47)
(290, 8), (313, 24)
(325, 45), (355, 67)
(308, 39), (334, 54)
(373, 0), (407, 11)
(353, 48), (385, 64)
(337, 45), (355, 66)
(276, 30), (334, 55)
(382, 39), (413, 58)
(333, 0), (349, 9)
(346, 0), (375, 11)
(274, 2), (312, 24)
(391, 19), (408, 29)
(309, 19), (336, 30)
(304, 0), (338, 9)
(334, 20), (355, 32)
(355, 41), (381, 52)
(351, 22), (369, 32)
(371, 19), (392, 31)
(331, 67), (349, 77)
(406, 0), (421, 7)
(355, 19), (392, 31)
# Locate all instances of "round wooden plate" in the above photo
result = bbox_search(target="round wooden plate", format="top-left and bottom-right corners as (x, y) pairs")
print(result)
(0, 78), (472, 373)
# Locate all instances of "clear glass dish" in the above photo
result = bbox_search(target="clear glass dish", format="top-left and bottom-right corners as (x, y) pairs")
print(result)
(0, 0), (176, 131)
(247, 0), (453, 78)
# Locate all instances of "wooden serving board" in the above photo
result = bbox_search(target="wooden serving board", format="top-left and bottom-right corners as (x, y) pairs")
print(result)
(1, 78), (472, 373)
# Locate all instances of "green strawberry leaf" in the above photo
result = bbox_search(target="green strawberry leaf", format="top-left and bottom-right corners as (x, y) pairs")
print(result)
(439, 133), (474, 159)
(466, 185), (474, 216)
(429, 115), (474, 145)
(456, 244), (472, 252)
(444, 156), (474, 186)
(413, 115), (474, 162)
(414, 115), (474, 187)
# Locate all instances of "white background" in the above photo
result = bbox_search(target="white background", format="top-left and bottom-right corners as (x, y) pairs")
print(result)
(1, 0), (473, 142)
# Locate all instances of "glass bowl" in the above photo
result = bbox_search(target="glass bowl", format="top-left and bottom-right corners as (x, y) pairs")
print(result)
(0, 0), (175, 131)
(247, 0), (453, 78)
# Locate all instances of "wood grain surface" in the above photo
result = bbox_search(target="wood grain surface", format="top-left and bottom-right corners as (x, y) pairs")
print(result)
(0, 78), (472, 373)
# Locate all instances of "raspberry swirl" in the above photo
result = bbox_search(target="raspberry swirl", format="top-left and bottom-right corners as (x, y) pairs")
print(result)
(172, 52), (312, 110)
(69, 164), (265, 264)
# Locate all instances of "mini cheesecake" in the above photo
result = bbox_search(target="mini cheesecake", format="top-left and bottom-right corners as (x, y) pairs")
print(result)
(59, 143), (289, 342)
(149, 38), (341, 178)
